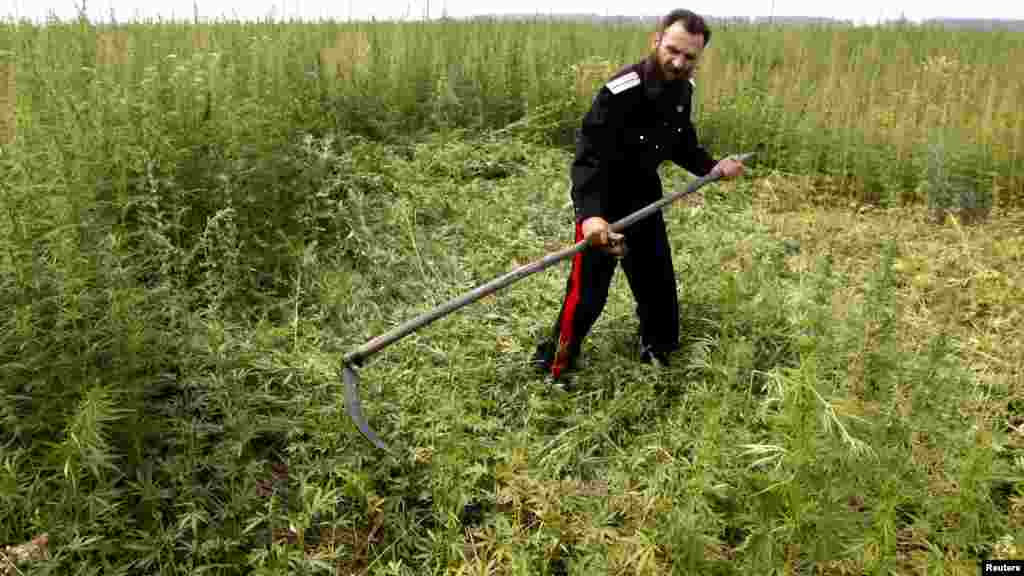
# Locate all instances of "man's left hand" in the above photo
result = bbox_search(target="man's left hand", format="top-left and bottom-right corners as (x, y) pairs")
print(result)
(713, 157), (745, 180)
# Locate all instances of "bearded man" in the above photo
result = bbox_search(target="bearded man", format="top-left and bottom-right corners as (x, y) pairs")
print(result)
(533, 9), (746, 381)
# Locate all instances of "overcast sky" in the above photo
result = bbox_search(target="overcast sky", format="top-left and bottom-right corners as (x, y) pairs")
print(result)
(2, 0), (1022, 24)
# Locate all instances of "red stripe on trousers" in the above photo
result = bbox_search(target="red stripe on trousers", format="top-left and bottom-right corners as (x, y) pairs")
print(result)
(553, 222), (585, 378)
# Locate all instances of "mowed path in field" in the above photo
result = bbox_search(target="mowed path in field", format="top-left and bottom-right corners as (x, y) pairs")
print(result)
(330, 138), (1024, 572)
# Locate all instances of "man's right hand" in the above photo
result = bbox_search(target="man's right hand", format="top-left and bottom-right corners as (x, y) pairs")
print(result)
(582, 217), (627, 257)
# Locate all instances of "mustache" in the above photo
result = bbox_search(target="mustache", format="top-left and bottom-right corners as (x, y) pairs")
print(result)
(663, 64), (688, 78)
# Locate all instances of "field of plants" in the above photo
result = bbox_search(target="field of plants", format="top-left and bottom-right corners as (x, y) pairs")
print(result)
(1, 14), (1022, 574)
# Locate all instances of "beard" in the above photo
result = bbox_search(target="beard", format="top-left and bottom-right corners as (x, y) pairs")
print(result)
(651, 50), (688, 85)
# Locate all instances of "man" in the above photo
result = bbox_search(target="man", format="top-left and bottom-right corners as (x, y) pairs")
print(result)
(533, 9), (746, 381)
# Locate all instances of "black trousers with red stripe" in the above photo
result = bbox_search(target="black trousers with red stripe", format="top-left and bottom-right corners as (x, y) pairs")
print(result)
(546, 209), (679, 378)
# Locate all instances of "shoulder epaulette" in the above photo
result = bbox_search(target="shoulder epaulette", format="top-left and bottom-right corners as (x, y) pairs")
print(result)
(606, 71), (640, 95)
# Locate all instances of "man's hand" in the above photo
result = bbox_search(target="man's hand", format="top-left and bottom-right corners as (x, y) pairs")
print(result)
(581, 217), (627, 258)
(712, 156), (745, 179)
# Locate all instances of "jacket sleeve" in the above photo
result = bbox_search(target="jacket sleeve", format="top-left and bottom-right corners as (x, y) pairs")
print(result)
(570, 87), (624, 224)
(672, 89), (717, 177)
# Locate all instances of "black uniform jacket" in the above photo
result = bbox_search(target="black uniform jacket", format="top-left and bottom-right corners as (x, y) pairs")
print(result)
(570, 55), (717, 224)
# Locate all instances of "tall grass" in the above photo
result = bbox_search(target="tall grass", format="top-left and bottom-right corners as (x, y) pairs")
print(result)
(0, 52), (14, 145)
(3, 17), (1020, 207)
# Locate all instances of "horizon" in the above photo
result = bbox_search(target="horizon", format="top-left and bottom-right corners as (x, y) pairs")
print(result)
(2, 0), (1023, 26)
(3, 11), (1024, 26)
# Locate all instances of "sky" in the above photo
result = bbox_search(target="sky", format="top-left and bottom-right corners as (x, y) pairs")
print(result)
(1, 0), (1022, 25)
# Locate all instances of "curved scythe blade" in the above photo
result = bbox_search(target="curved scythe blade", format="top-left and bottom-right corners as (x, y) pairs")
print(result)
(342, 363), (391, 452)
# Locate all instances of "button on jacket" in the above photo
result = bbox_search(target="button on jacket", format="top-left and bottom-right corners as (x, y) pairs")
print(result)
(570, 55), (717, 224)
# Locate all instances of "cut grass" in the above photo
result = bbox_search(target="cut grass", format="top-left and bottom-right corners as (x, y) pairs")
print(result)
(309, 141), (1023, 573)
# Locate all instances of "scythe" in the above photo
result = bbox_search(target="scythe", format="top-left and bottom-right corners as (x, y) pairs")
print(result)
(341, 152), (754, 452)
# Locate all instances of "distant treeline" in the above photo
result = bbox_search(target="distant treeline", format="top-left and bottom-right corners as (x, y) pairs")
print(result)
(919, 18), (1024, 31)
(465, 13), (1024, 31)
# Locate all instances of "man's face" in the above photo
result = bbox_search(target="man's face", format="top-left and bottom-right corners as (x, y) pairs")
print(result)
(651, 22), (705, 83)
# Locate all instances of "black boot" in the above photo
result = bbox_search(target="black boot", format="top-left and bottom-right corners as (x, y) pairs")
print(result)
(639, 334), (671, 368)
(532, 340), (555, 374)
(532, 339), (578, 379)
